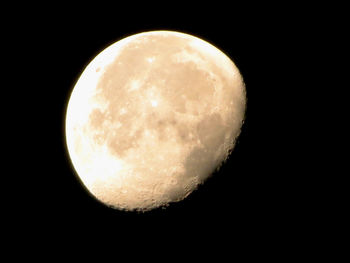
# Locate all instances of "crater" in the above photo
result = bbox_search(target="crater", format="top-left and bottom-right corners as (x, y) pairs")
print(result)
(197, 113), (227, 150)
(183, 146), (215, 181)
(176, 123), (193, 143)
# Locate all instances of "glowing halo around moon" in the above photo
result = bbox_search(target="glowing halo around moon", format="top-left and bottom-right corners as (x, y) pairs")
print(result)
(65, 31), (246, 211)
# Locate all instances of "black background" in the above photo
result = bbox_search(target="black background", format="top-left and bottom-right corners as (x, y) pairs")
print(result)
(9, 3), (319, 253)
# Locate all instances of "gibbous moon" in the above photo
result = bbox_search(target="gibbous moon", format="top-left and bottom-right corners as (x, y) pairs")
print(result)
(65, 31), (246, 211)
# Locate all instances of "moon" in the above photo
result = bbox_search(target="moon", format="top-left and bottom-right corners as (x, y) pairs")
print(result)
(65, 31), (246, 211)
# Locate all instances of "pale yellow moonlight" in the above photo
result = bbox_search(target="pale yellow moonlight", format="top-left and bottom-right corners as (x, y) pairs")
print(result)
(65, 31), (246, 211)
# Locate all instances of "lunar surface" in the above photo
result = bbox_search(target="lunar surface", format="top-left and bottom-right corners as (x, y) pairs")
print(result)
(65, 31), (246, 211)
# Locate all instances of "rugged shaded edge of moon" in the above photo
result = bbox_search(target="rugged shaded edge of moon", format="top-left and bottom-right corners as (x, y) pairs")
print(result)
(65, 31), (246, 211)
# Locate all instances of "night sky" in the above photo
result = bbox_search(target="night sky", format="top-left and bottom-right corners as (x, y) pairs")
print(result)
(9, 3), (315, 253)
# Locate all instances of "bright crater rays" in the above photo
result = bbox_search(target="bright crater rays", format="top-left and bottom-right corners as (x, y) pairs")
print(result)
(65, 31), (246, 211)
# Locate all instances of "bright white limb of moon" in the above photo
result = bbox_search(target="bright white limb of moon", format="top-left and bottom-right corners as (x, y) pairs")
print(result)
(65, 31), (246, 211)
